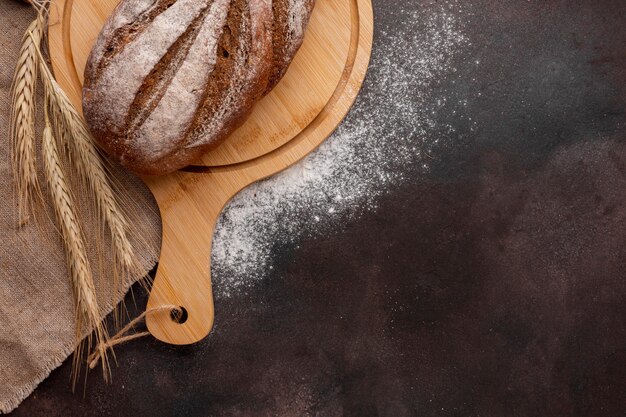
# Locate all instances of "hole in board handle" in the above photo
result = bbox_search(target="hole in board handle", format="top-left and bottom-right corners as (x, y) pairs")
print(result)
(170, 306), (189, 324)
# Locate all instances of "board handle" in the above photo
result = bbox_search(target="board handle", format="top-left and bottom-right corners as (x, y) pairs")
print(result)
(145, 174), (227, 345)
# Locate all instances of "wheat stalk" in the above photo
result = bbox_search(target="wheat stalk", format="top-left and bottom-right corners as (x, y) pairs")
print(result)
(41, 96), (111, 384)
(10, 15), (44, 223)
(34, 37), (138, 278)
(28, 28), (136, 379)
(17, 8), (153, 379)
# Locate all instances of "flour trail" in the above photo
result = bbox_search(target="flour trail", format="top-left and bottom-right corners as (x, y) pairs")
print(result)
(212, 1), (470, 297)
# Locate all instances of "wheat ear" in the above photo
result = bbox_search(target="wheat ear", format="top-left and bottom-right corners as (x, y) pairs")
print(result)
(34, 38), (138, 280)
(10, 15), (44, 223)
(41, 97), (111, 384)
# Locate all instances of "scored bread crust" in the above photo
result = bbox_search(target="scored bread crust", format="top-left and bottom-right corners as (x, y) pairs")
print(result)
(83, 0), (273, 175)
(265, 0), (316, 93)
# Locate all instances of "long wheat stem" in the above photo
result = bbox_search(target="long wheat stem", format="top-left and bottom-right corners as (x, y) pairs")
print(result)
(41, 98), (110, 384)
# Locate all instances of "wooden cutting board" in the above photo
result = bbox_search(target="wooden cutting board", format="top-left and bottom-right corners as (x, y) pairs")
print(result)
(48, 0), (373, 345)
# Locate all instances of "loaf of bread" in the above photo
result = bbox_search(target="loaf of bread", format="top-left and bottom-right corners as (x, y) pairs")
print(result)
(83, 0), (315, 175)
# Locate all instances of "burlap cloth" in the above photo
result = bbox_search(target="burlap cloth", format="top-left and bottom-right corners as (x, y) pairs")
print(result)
(0, 2), (161, 413)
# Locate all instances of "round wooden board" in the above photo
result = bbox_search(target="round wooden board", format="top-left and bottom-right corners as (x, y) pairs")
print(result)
(49, 0), (373, 345)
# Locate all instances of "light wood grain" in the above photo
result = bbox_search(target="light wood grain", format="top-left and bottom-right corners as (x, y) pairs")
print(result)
(49, 0), (373, 345)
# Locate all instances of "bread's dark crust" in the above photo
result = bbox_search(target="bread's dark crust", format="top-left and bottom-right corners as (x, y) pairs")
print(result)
(124, 5), (214, 137)
(265, 0), (316, 93)
(136, 0), (274, 174)
(91, 0), (178, 82)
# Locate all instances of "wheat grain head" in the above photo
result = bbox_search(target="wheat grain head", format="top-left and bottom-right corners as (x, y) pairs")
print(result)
(10, 15), (44, 224)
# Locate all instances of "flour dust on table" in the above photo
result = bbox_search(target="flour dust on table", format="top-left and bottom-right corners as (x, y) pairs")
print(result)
(212, 0), (472, 297)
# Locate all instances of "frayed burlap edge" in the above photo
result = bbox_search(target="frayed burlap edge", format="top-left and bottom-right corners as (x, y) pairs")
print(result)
(0, 250), (158, 414)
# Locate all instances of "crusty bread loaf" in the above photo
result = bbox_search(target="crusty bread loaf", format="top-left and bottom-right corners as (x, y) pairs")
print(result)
(83, 0), (315, 175)
(83, 0), (273, 174)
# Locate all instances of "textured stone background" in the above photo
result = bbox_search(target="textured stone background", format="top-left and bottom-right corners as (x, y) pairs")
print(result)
(11, 0), (626, 415)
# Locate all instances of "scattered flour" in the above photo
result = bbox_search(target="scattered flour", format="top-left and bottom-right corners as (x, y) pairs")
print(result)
(211, 1), (469, 297)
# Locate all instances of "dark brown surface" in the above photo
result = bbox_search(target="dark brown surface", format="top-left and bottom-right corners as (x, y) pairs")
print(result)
(11, 0), (626, 415)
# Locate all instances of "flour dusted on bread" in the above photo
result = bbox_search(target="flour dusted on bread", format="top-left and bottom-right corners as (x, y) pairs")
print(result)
(83, 0), (315, 175)
(266, 0), (315, 92)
